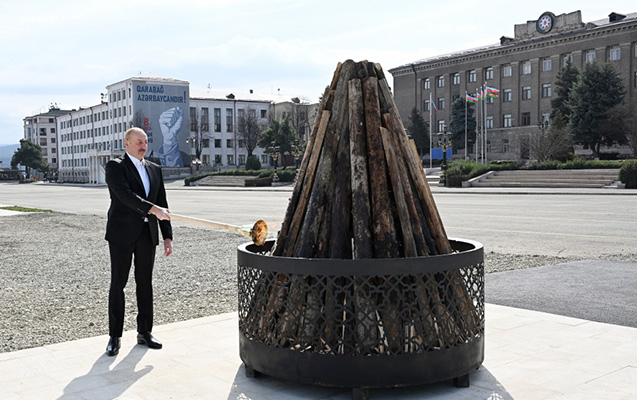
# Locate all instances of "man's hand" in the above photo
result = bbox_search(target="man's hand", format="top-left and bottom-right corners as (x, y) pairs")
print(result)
(150, 205), (171, 221)
(163, 238), (173, 256)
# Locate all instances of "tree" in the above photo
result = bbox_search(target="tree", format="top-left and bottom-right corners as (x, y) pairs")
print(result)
(406, 107), (429, 157)
(550, 58), (579, 123)
(237, 107), (265, 158)
(530, 111), (573, 162)
(187, 108), (211, 170)
(449, 98), (476, 152)
(569, 62), (627, 157)
(11, 139), (50, 178)
(258, 116), (301, 167)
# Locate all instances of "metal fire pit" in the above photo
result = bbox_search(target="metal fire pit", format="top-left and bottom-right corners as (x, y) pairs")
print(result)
(237, 238), (484, 399)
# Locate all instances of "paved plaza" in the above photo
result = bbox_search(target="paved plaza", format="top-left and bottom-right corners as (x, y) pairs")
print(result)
(1, 181), (636, 399)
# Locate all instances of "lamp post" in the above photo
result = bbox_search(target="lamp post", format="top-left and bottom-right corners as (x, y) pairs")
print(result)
(438, 125), (450, 187)
(291, 141), (304, 169)
(267, 144), (280, 183)
(191, 158), (202, 173)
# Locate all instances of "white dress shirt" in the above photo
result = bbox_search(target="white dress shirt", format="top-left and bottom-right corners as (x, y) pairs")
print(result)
(126, 152), (150, 197)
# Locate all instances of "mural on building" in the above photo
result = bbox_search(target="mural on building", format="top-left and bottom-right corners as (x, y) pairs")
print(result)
(132, 82), (190, 167)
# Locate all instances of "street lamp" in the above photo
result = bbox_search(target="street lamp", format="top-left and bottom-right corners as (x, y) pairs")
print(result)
(291, 141), (304, 169)
(438, 125), (451, 186)
(267, 144), (280, 183)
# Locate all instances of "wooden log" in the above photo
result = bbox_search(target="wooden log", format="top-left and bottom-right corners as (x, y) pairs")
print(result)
(363, 76), (399, 258)
(380, 126), (417, 258)
(293, 61), (355, 257)
(348, 79), (373, 259)
(277, 110), (331, 257)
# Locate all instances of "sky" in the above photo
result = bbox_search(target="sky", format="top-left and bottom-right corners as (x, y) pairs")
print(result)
(0, 0), (634, 145)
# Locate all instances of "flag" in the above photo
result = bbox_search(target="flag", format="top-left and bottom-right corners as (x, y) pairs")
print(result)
(486, 86), (500, 98)
(430, 99), (438, 113)
(466, 94), (477, 103)
(476, 90), (484, 100)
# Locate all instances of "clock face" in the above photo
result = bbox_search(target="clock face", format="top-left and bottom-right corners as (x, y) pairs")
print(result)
(537, 13), (554, 34)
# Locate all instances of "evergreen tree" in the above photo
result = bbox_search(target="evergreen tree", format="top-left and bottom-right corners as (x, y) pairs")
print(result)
(550, 58), (579, 123)
(11, 139), (50, 178)
(258, 116), (301, 167)
(406, 107), (429, 156)
(568, 62), (627, 157)
(449, 98), (476, 151)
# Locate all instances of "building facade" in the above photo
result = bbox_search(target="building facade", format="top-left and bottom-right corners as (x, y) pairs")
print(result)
(30, 73), (311, 183)
(389, 10), (637, 161)
(22, 105), (71, 176)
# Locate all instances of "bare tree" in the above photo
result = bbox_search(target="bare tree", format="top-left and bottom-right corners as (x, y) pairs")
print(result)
(237, 107), (265, 157)
(530, 111), (573, 162)
(288, 97), (313, 142)
(188, 107), (211, 170)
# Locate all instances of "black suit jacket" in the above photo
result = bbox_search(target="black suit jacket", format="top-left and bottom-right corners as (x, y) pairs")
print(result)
(105, 154), (172, 248)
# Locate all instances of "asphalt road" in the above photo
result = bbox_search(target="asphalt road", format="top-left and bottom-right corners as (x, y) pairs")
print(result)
(0, 180), (635, 259)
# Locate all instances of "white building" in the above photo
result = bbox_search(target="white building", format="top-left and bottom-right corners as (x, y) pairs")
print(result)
(22, 105), (71, 177)
(50, 73), (288, 184)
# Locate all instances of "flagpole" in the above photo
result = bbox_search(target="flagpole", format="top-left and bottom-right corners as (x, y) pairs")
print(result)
(475, 87), (479, 162)
(429, 92), (433, 169)
(482, 83), (489, 165)
(464, 91), (468, 160)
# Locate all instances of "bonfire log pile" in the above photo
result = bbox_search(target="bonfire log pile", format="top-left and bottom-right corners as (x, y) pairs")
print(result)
(244, 60), (480, 353)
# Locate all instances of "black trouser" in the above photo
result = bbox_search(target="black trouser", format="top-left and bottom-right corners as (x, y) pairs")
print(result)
(108, 223), (156, 337)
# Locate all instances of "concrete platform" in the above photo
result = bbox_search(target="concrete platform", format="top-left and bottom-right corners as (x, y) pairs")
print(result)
(1, 304), (636, 400)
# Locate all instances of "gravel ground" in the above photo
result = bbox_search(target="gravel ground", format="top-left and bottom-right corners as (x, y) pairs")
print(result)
(1, 212), (636, 353)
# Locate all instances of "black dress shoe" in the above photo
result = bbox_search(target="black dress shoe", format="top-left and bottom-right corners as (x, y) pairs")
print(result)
(106, 337), (120, 356)
(137, 332), (162, 349)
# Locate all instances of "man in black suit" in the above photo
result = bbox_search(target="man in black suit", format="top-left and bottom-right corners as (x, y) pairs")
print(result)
(104, 127), (173, 356)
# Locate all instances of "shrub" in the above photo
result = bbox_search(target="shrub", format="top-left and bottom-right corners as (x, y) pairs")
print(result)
(619, 160), (637, 189)
(245, 155), (262, 171)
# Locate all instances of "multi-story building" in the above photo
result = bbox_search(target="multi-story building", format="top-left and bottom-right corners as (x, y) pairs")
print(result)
(22, 105), (71, 176)
(39, 73), (309, 183)
(389, 10), (637, 161)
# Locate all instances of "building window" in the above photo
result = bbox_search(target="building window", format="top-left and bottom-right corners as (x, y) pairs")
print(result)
(503, 114), (512, 127)
(542, 57), (552, 71)
(226, 139), (233, 148)
(522, 61), (531, 75)
(522, 86), (532, 100)
(634, 71), (637, 88)
(226, 109), (233, 132)
(610, 45), (621, 61)
(438, 97), (445, 110)
(437, 76), (445, 87)
(260, 109), (267, 118)
(586, 49), (596, 63)
(190, 107), (197, 131)
(423, 78), (430, 90)
(215, 154), (222, 165)
(542, 83), (552, 98)
(453, 73), (460, 85)
(485, 67), (494, 80)
(562, 52), (572, 65)
(486, 116), (493, 129)
(201, 107), (209, 132)
(261, 155), (268, 164)
(214, 108), (221, 132)
(521, 112), (531, 126)
(438, 120), (445, 133)
(503, 139), (510, 153)
(214, 139), (221, 148)
(423, 99), (430, 112)
(227, 154), (234, 165)
(502, 64), (512, 77)
(469, 70), (477, 83)
(503, 89), (512, 102)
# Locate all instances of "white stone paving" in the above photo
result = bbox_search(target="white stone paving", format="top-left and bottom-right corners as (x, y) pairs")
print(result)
(1, 304), (636, 400)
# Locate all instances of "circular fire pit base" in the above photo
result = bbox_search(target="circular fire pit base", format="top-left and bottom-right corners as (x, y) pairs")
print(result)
(237, 239), (484, 399)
